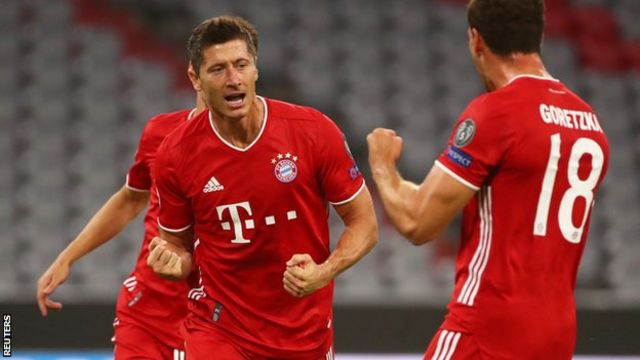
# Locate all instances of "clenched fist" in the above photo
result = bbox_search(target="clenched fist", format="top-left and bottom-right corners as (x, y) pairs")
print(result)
(147, 237), (191, 280)
(282, 254), (331, 297)
(367, 128), (404, 179)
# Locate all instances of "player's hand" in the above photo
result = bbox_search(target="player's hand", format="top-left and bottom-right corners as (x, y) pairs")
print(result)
(36, 259), (70, 317)
(283, 254), (331, 298)
(367, 128), (404, 178)
(147, 237), (185, 280)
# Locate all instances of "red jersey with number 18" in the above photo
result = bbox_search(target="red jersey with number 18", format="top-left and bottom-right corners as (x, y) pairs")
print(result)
(154, 96), (365, 359)
(435, 76), (609, 359)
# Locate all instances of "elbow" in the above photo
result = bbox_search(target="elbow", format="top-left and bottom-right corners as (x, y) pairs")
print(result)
(403, 223), (439, 246)
(120, 187), (150, 215)
(363, 219), (379, 254)
(370, 222), (379, 249)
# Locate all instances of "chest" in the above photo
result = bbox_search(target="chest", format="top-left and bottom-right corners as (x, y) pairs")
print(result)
(182, 138), (321, 228)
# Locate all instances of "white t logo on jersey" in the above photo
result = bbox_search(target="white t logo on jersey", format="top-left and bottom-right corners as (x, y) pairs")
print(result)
(216, 201), (254, 244)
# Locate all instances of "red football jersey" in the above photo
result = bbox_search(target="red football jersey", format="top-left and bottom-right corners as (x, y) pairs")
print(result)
(436, 76), (609, 359)
(154, 97), (365, 358)
(116, 108), (195, 349)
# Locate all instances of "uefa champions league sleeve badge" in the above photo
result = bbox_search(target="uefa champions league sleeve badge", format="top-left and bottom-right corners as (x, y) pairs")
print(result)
(454, 119), (476, 148)
(271, 152), (298, 183)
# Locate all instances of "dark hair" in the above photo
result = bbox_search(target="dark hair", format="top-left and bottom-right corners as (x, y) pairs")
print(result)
(467, 0), (544, 55)
(188, 16), (259, 74)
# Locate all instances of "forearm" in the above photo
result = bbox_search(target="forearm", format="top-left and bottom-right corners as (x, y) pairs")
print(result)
(322, 221), (377, 280)
(372, 169), (421, 241)
(321, 188), (378, 280)
(58, 187), (148, 266)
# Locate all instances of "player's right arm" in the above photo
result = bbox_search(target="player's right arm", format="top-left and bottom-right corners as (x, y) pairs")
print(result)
(36, 185), (149, 316)
(367, 128), (475, 245)
(147, 136), (195, 280)
(368, 102), (512, 245)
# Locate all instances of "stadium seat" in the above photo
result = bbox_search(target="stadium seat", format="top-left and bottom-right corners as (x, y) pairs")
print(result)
(2, 0), (639, 306)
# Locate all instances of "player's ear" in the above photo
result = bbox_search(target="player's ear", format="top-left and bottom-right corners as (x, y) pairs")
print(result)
(253, 56), (259, 81)
(468, 28), (483, 58)
(188, 63), (202, 91)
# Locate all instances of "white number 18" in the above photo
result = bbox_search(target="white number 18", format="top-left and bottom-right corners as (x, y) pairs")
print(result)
(533, 134), (604, 243)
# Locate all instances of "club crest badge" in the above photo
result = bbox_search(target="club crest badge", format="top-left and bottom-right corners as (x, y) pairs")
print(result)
(271, 152), (298, 183)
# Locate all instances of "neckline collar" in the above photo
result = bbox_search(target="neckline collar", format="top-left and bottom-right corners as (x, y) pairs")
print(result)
(507, 74), (559, 85)
(208, 96), (268, 152)
(187, 108), (198, 121)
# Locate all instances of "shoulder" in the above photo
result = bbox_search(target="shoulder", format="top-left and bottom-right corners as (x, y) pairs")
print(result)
(451, 92), (518, 150)
(461, 93), (509, 127)
(157, 110), (208, 161)
(154, 113), (207, 176)
(265, 97), (341, 137)
(464, 84), (533, 128)
(563, 87), (596, 112)
(266, 97), (328, 123)
(141, 109), (192, 142)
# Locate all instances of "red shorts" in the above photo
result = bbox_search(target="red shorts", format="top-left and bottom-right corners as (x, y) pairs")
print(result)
(113, 318), (186, 360)
(182, 314), (335, 360)
(423, 330), (481, 360)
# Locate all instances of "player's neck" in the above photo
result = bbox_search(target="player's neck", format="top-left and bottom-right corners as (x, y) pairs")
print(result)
(487, 53), (551, 91)
(192, 93), (207, 118)
(210, 97), (264, 149)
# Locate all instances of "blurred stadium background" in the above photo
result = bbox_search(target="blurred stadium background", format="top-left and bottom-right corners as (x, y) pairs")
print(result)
(1, 0), (639, 357)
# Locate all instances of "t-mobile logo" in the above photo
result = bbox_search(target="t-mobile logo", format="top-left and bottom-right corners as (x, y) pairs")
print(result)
(216, 201), (254, 244)
(216, 201), (299, 244)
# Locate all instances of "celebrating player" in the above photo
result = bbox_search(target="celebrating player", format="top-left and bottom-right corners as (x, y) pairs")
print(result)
(367, 0), (609, 359)
(36, 92), (206, 359)
(146, 16), (378, 359)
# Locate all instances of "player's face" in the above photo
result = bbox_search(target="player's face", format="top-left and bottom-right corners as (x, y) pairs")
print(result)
(194, 39), (258, 121)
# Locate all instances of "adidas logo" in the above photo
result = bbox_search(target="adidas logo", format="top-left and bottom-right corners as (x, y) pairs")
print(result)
(203, 176), (224, 193)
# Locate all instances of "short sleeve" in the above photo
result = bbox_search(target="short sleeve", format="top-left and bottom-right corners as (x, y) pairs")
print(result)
(126, 125), (152, 191)
(436, 101), (512, 190)
(153, 140), (194, 232)
(316, 114), (365, 205)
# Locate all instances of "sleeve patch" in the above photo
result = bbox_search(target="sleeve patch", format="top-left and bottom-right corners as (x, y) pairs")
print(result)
(454, 118), (476, 147)
(446, 145), (473, 168)
(348, 164), (361, 180)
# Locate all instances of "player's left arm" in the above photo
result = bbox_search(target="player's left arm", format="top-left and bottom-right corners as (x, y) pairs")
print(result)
(283, 187), (377, 297)
(367, 128), (476, 245)
(283, 112), (378, 297)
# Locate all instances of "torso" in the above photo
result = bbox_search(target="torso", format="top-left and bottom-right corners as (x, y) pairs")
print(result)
(156, 97), (364, 358)
(438, 76), (609, 358)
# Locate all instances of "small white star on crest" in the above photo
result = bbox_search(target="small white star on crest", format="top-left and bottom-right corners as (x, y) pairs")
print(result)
(292, 156), (298, 161)
(285, 153), (291, 158)
(271, 158), (277, 164)
(277, 154), (283, 159)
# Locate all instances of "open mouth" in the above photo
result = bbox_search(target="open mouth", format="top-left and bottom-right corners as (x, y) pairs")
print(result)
(224, 93), (246, 107)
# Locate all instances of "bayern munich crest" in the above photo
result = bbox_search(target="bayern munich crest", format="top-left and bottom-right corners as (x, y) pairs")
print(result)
(271, 153), (298, 183)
